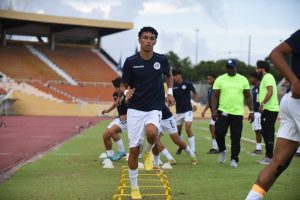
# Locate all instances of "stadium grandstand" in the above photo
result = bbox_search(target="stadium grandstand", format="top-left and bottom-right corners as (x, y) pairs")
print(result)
(0, 10), (133, 116)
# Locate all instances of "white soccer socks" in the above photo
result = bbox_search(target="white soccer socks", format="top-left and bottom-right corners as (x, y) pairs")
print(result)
(245, 184), (266, 200)
(129, 169), (138, 188)
(115, 139), (125, 152)
(188, 136), (195, 153)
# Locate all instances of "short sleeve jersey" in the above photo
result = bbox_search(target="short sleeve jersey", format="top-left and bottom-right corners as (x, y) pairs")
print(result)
(213, 73), (250, 115)
(173, 80), (196, 114)
(162, 104), (173, 120)
(259, 73), (279, 112)
(122, 52), (170, 111)
(252, 85), (260, 112)
(285, 29), (300, 80)
(112, 92), (127, 116)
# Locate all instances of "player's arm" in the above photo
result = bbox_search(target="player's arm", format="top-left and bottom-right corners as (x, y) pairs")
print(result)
(259, 86), (273, 112)
(211, 89), (220, 121)
(165, 71), (175, 106)
(201, 103), (209, 118)
(269, 41), (300, 99)
(101, 102), (117, 115)
(244, 89), (254, 123)
(121, 59), (135, 102)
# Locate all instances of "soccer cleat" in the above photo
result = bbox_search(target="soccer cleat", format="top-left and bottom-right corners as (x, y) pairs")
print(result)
(207, 148), (219, 154)
(131, 187), (142, 200)
(191, 155), (197, 165)
(111, 151), (126, 161)
(218, 150), (227, 163)
(230, 159), (238, 168)
(252, 149), (262, 154)
(257, 157), (272, 165)
(168, 159), (177, 165)
(176, 147), (182, 155)
(144, 152), (153, 171)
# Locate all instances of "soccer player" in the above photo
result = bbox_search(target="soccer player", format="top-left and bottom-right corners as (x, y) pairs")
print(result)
(249, 72), (263, 155)
(101, 77), (127, 161)
(122, 26), (175, 199)
(201, 73), (219, 154)
(256, 60), (279, 165)
(172, 69), (199, 154)
(211, 59), (254, 168)
(153, 104), (197, 167)
(245, 30), (300, 200)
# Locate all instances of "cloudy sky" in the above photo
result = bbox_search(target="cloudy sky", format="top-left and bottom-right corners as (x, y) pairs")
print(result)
(1, 0), (299, 66)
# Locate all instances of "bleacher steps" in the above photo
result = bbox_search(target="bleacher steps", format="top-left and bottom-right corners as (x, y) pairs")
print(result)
(25, 45), (78, 86)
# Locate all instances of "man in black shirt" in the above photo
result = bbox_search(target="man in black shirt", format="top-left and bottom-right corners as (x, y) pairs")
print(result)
(172, 69), (199, 154)
(249, 72), (263, 155)
(122, 26), (174, 199)
(201, 73), (219, 154)
(101, 77), (127, 161)
(246, 30), (300, 200)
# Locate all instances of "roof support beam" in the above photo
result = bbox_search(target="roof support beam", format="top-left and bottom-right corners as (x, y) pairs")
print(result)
(48, 33), (55, 50)
(1, 29), (6, 47)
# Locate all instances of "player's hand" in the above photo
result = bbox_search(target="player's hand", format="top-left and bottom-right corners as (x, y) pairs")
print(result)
(291, 80), (300, 99)
(248, 113), (254, 123)
(125, 86), (135, 101)
(167, 94), (175, 106)
(192, 105), (197, 112)
(258, 105), (263, 113)
(212, 110), (218, 121)
(201, 111), (205, 118)
(101, 109), (108, 115)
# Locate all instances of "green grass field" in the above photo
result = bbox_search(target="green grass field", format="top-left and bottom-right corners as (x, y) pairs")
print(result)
(0, 119), (299, 200)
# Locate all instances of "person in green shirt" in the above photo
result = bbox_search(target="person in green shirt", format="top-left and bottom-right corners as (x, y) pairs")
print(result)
(256, 60), (279, 165)
(211, 59), (254, 168)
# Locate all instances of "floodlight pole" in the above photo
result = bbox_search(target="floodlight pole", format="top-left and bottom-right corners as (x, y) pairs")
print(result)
(248, 35), (251, 67)
(195, 29), (199, 65)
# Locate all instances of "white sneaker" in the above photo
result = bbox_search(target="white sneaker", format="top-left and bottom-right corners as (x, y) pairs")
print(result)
(168, 159), (176, 165)
(230, 159), (238, 168)
(218, 150), (227, 163)
(258, 157), (272, 165)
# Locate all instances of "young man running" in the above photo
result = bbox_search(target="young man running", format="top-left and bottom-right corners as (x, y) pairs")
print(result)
(245, 29), (300, 200)
(172, 69), (199, 154)
(122, 26), (174, 199)
(101, 77), (127, 161)
(153, 104), (197, 167)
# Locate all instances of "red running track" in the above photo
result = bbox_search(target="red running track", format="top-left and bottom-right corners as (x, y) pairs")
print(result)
(0, 116), (102, 177)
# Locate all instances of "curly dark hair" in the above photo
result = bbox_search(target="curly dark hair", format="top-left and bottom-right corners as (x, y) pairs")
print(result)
(138, 26), (158, 38)
(256, 60), (270, 72)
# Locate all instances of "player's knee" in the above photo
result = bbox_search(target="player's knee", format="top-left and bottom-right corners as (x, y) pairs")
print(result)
(146, 126), (158, 138)
(103, 130), (111, 140)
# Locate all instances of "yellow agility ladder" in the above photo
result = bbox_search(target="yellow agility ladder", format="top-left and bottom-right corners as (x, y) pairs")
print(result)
(112, 166), (172, 200)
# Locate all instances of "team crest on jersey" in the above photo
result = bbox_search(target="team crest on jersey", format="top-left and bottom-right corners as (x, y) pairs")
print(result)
(182, 85), (186, 89)
(153, 62), (161, 70)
